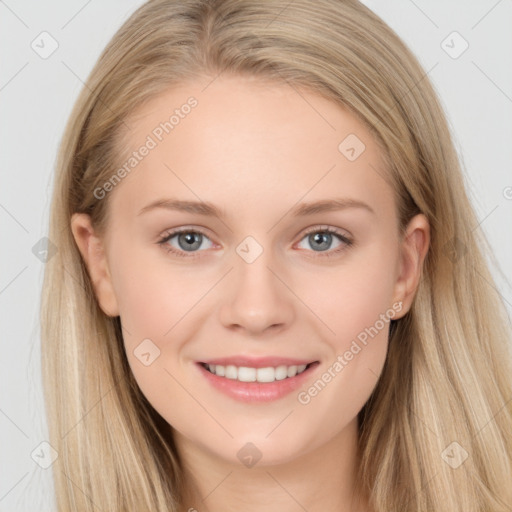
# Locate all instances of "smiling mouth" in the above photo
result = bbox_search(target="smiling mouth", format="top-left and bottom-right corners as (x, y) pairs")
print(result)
(199, 362), (318, 383)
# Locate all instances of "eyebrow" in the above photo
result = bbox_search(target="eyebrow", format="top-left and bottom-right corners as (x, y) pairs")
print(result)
(137, 197), (375, 218)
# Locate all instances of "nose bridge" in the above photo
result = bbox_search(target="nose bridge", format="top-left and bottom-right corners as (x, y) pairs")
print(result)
(218, 234), (295, 334)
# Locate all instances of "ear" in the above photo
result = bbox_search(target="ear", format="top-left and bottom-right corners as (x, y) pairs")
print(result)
(392, 213), (430, 318)
(70, 213), (119, 317)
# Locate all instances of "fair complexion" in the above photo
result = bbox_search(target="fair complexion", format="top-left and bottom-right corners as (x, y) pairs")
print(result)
(71, 74), (429, 512)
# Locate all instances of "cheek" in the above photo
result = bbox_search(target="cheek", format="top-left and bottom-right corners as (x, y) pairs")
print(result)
(109, 245), (205, 338)
(300, 245), (399, 345)
(291, 247), (397, 419)
(107, 247), (203, 415)
(108, 245), (218, 399)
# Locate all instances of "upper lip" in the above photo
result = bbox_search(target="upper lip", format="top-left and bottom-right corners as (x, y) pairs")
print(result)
(199, 356), (317, 368)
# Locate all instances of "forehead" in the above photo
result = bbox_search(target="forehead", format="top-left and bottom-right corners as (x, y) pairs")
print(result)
(108, 74), (393, 224)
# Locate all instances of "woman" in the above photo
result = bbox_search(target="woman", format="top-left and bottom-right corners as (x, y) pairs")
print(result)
(40, 0), (512, 510)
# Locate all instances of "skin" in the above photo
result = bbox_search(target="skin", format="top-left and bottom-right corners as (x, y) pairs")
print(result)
(71, 74), (429, 512)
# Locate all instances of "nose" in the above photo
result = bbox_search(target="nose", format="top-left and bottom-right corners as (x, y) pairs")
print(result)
(218, 247), (295, 336)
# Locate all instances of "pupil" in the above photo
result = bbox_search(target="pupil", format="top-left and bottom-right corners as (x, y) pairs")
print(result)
(179, 232), (201, 251)
(311, 232), (331, 251)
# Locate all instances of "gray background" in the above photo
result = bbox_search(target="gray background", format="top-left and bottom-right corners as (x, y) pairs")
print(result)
(1, 1), (511, 510)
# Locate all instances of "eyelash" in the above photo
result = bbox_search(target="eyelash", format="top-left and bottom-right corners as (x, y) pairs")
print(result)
(156, 226), (354, 259)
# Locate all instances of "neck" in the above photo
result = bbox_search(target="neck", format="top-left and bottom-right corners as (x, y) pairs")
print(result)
(174, 418), (370, 512)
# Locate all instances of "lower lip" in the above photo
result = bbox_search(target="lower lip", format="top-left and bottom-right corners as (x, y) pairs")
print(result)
(196, 362), (320, 403)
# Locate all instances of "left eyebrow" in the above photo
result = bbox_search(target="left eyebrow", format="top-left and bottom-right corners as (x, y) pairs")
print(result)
(290, 198), (375, 217)
(136, 197), (375, 218)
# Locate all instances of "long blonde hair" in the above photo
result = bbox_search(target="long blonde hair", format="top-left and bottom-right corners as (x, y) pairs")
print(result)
(41, 0), (512, 510)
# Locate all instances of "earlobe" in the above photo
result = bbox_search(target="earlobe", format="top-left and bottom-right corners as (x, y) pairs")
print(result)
(392, 214), (430, 318)
(70, 213), (120, 317)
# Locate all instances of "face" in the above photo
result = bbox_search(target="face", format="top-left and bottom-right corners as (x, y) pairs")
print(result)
(72, 74), (428, 467)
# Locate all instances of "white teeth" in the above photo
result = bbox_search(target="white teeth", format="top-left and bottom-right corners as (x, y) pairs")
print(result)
(225, 365), (237, 379)
(275, 365), (288, 380)
(256, 367), (275, 383)
(237, 367), (256, 382)
(203, 363), (309, 382)
(287, 365), (297, 378)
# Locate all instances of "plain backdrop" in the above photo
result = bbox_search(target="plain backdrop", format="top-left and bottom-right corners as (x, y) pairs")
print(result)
(1, 1), (511, 510)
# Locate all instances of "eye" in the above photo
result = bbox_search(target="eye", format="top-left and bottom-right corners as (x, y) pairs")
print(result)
(295, 226), (353, 257)
(157, 228), (215, 258)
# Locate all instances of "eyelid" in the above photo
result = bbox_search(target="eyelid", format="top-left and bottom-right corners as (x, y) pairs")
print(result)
(157, 225), (214, 242)
(299, 224), (352, 241)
